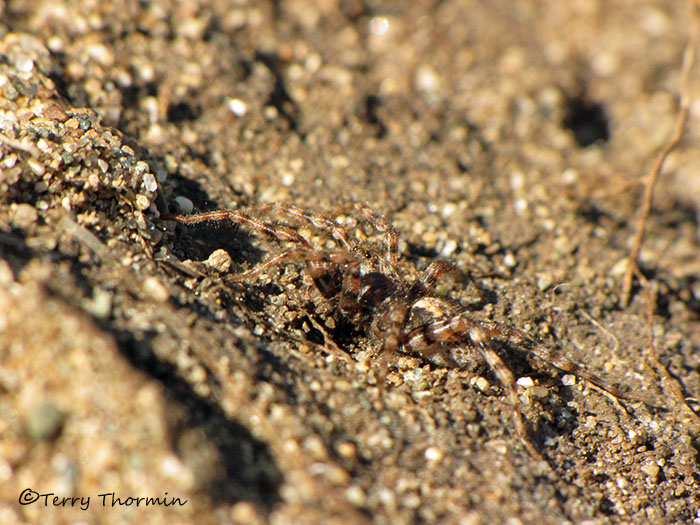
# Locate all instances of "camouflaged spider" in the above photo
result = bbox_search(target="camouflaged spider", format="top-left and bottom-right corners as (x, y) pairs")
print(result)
(175, 201), (643, 455)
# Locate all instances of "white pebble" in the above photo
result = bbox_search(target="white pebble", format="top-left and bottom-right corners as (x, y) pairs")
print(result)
(517, 376), (535, 389)
(174, 196), (194, 213)
(503, 252), (517, 268)
(561, 168), (578, 184)
(472, 376), (490, 393)
(345, 485), (366, 507)
(205, 249), (232, 273)
(142, 172), (158, 192)
(368, 16), (389, 37)
(16, 56), (34, 73)
(440, 239), (458, 257)
(226, 97), (247, 117)
(135, 194), (151, 210)
(561, 374), (576, 386)
(424, 446), (444, 462)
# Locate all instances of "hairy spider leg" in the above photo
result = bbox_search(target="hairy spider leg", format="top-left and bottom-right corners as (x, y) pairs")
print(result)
(404, 311), (654, 452)
(250, 202), (356, 252)
(475, 321), (652, 403)
(248, 203), (373, 296)
(175, 209), (315, 248)
(176, 209), (346, 290)
(473, 341), (541, 457)
(372, 299), (409, 392)
(226, 248), (357, 282)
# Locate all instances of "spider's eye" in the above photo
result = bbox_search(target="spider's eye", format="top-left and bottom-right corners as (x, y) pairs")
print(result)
(364, 251), (372, 260)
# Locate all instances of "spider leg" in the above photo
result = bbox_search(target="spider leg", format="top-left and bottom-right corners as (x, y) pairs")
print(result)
(175, 209), (314, 249)
(473, 342), (541, 457)
(410, 296), (455, 318)
(250, 202), (355, 251)
(176, 209), (356, 298)
(476, 321), (646, 402)
(372, 299), (409, 391)
(227, 248), (355, 282)
(404, 314), (540, 455)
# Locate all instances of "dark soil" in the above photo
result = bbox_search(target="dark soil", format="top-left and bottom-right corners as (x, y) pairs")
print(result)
(1, 1), (699, 524)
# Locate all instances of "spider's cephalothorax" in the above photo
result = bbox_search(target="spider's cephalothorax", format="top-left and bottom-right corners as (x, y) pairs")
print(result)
(174, 201), (644, 456)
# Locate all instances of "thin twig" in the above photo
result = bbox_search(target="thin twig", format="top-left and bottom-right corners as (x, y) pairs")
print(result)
(621, 0), (700, 307)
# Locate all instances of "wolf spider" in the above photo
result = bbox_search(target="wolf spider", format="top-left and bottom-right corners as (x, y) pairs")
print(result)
(174, 201), (643, 455)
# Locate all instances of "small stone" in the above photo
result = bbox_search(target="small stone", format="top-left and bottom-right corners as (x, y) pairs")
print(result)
(27, 158), (46, 176)
(562, 374), (576, 386)
(536, 274), (553, 291)
(205, 249), (232, 273)
(641, 462), (660, 481)
(143, 276), (170, 302)
(610, 258), (629, 277)
(345, 485), (366, 507)
(472, 376), (490, 393)
(142, 172), (158, 192)
(230, 501), (263, 525)
(174, 196), (194, 214)
(10, 203), (38, 228)
(84, 288), (112, 319)
(529, 386), (549, 399)
(424, 446), (444, 462)
(226, 97), (247, 117)
(337, 441), (357, 459)
(24, 401), (65, 441)
(135, 194), (151, 210)
(16, 55), (34, 73)
(517, 376), (535, 389)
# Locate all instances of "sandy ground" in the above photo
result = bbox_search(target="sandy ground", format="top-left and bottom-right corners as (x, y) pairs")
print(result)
(1, 1), (700, 524)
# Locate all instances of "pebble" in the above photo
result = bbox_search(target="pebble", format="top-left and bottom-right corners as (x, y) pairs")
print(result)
(10, 203), (38, 228)
(142, 172), (158, 192)
(84, 288), (112, 319)
(424, 446), (444, 462)
(345, 485), (366, 507)
(516, 376), (535, 389)
(641, 462), (660, 481)
(529, 386), (549, 399)
(27, 157), (46, 175)
(561, 374), (576, 386)
(135, 194), (151, 210)
(472, 376), (490, 393)
(205, 249), (232, 273)
(174, 196), (194, 213)
(24, 401), (65, 441)
(226, 97), (247, 117)
(336, 441), (357, 459)
(143, 276), (170, 302)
